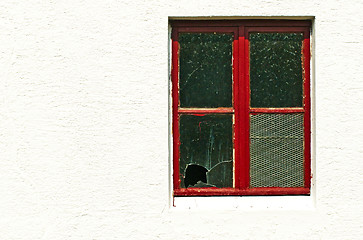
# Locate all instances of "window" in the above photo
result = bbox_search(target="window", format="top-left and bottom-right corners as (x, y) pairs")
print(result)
(171, 20), (311, 196)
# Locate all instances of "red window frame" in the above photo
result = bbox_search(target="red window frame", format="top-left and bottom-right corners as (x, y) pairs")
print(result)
(171, 20), (311, 196)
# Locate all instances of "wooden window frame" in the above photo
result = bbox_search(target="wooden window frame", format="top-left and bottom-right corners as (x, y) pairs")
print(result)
(171, 20), (311, 196)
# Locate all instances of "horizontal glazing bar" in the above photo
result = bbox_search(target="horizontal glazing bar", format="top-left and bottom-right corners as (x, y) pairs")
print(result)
(178, 108), (234, 114)
(250, 108), (304, 113)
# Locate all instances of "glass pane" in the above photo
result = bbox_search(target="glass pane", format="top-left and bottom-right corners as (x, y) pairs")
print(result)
(179, 33), (233, 108)
(179, 114), (233, 188)
(250, 33), (304, 108)
(249, 113), (304, 188)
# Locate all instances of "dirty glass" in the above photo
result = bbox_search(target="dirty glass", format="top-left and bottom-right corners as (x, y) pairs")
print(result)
(179, 114), (233, 188)
(250, 33), (304, 108)
(179, 33), (233, 108)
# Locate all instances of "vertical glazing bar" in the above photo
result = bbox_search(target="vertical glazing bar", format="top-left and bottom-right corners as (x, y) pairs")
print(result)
(303, 29), (311, 189)
(172, 28), (180, 190)
(237, 26), (250, 189)
(232, 28), (239, 188)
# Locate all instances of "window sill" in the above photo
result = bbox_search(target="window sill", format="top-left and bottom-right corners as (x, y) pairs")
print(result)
(172, 195), (314, 211)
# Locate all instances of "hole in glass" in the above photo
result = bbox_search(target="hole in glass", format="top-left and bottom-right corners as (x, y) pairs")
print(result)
(184, 164), (208, 188)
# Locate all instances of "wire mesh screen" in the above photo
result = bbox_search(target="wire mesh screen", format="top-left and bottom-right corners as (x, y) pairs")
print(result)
(250, 113), (304, 188)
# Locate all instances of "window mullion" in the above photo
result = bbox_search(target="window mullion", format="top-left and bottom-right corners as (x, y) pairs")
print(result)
(235, 25), (250, 189)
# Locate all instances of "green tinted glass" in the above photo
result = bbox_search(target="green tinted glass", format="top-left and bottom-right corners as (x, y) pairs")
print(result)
(250, 33), (304, 108)
(179, 114), (233, 188)
(179, 33), (233, 108)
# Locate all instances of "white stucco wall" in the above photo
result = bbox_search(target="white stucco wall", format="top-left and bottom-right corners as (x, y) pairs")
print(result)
(0, 0), (362, 239)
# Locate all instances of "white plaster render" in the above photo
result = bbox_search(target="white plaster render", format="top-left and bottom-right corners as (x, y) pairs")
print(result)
(0, 0), (362, 239)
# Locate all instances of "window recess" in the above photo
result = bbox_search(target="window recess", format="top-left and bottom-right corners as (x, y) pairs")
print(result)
(171, 20), (311, 196)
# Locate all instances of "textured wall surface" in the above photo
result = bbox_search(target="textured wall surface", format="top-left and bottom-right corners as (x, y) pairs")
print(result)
(0, 0), (362, 239)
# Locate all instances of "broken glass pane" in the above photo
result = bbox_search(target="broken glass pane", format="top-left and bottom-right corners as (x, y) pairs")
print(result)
(179, 114), (233, 188)
(250, 33), (304, 108)
(179, 33), (233, 108)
